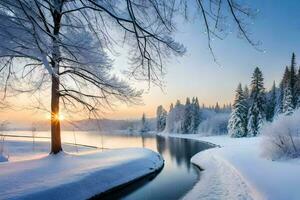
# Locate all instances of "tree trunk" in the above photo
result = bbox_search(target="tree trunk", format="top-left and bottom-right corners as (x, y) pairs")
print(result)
(51, 74), (62, 154)
(50, 6), (63, 154)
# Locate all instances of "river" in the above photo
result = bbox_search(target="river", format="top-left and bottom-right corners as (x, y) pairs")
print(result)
(3, 131), (213, 200)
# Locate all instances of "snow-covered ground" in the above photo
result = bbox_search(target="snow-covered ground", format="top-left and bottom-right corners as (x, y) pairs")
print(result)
(0, 154), (8, 162)
(0, 139), (93, 162)
(0, 140), (163, 200)
(160, 133), (300, 200)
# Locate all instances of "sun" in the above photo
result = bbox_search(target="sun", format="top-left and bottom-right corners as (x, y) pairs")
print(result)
(47, 113), (65, 121)
(57, 114), (64, 121)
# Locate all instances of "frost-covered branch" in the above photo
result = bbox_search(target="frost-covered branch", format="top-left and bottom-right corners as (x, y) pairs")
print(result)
(0, 0), (256, 114)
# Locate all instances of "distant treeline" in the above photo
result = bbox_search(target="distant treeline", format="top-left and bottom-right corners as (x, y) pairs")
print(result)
(155, 98), (231, 135)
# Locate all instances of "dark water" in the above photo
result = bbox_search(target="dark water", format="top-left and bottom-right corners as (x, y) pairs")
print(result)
(98, 135), (213, 200)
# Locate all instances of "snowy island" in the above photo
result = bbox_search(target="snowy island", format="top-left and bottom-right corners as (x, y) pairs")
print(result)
(0, 140), (163, 200)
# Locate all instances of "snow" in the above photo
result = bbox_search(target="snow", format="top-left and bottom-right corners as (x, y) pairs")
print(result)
(0, 140), (163, 200)
(0, 139), (92, 162)
(0, 154), (8, 162)
(160, 133), (300, 200)
(261, 110), (300, 159)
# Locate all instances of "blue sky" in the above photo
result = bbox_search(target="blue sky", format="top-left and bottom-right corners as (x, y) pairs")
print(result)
(1, 1), (299, 121)
(109, 0), (300, 119)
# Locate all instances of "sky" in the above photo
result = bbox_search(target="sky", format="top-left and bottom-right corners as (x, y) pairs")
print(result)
(1, 0), (300, 122)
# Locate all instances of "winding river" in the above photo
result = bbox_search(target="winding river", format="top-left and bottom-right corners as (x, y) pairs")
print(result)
(4, 131), (213, 200)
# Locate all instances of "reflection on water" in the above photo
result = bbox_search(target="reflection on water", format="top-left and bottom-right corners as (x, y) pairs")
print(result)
(156, 136), (211, 170)
(98, 135), (213, 200)
(3, 131), (212, 200)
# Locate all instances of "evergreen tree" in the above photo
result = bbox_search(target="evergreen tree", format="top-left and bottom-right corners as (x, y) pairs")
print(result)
(140, 113), (149, 133)
(276, 81), (284, 115)
(215, 102), (220, 112)
(296, 67), (300, 108)
(169, 103), (174, 112)
(290, 53), (297, 107)
(228, 83), (248, 137)
(166, 101), (184, 133)
(156, 105), (167, 132)
(282, 86), (294, 115)
(172, 99), (184, 132)
(266, 81), (277, 121)
(182, 97), (192, 133)
(276, 64), (299, 115)
(243, 85), (250, 99)
(278, 55), (298, 115)
(175, 100), (181, 107)
(278, 66), (293, 114)
(247, 67), (266, 136)
(243, 85), (250, 131)
(191, 97), (201, 133)
(282, 66), (290, 87)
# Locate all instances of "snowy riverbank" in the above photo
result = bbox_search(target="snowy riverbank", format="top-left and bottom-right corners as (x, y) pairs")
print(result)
(0, 139), (94, 162)
(0, 140), (163, 200)
(160, 133), (300, 200)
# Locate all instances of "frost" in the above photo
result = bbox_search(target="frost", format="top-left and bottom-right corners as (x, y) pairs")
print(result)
(261, 109), (300, 160)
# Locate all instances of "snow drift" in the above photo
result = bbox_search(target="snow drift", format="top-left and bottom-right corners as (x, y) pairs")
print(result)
(0, 154), (8, 162)
(0, 147), (163, 200)
(261, 110), (300, 160)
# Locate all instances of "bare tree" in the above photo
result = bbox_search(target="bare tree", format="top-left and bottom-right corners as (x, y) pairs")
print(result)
(0, 0), (256, 154)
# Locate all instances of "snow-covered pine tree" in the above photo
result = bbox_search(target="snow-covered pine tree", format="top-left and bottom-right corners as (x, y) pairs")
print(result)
(191, 97), (201, 133)
(277, 67), (291, 114)
(174, 100), (184, 132)
(215, 102), (220, 113)
(281, 66), (291, 107)
(165, 105), (175, 133)
(140, 113), (149, 133)
(182, 97), (193, 134)
(228, 83), (248, 137)
(169, 103), (174, 112)
(279, 55), (297, 115)
(223, 104), (226, 110)
(247, 67), (266, 137)
(296, 68), (300, 108)
(274, 84), (282, 116)
(243, 85), (250, 132)
(156, 105), (167, 132)
(175, 100), (181, 107)
(289, 53), (297, 107)
(282, 86), (294, 115)
(244, 85), (250, 99)
(277, 84), (284, 115)
(227, 103), (233, 112)
(266, 81), (277, 121)
(166, 100), (185, 133)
